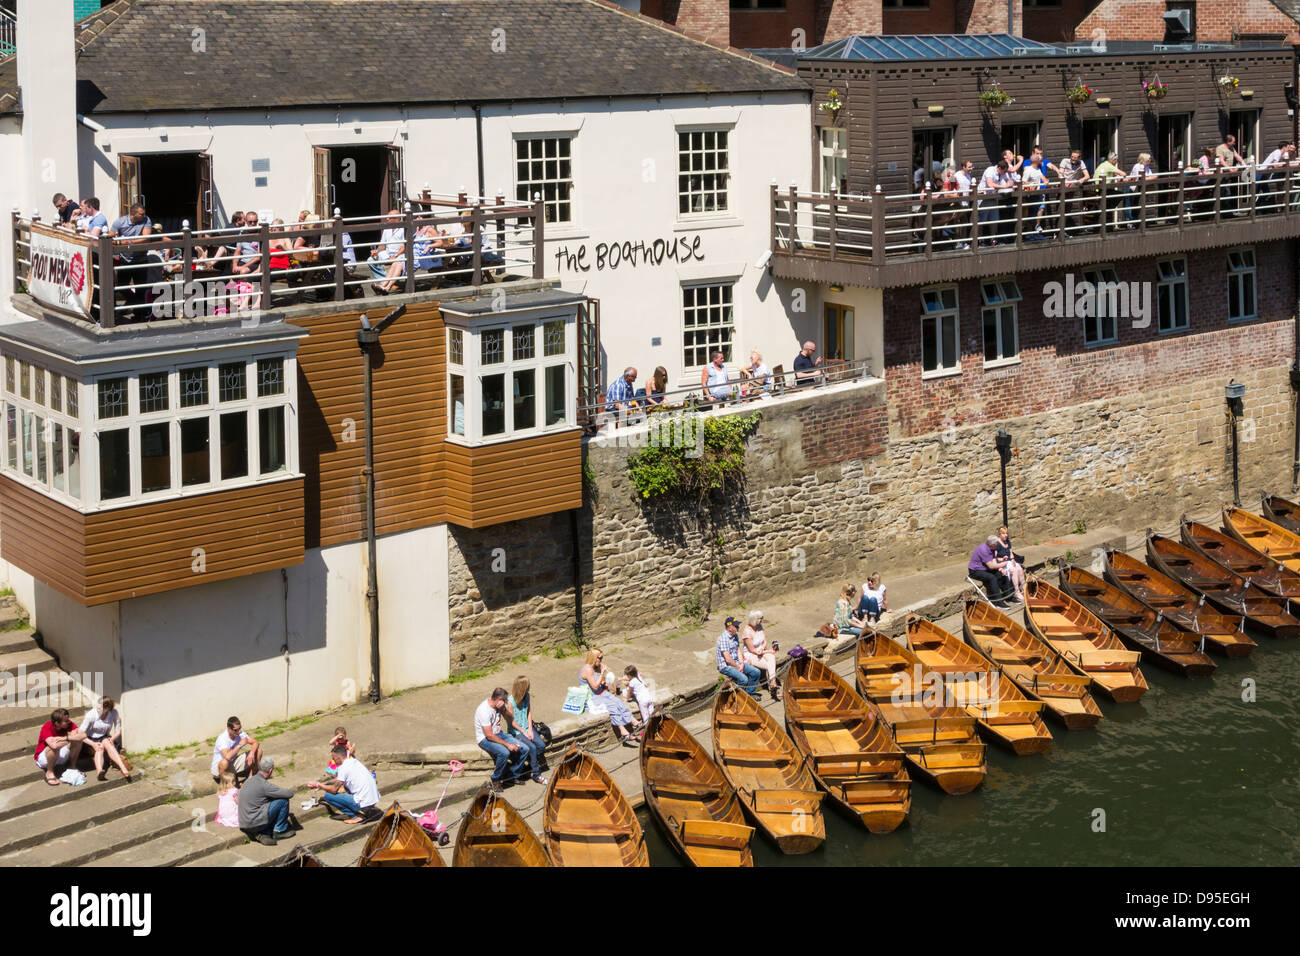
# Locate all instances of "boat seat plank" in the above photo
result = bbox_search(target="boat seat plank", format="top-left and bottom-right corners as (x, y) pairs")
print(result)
(714, 713), (764, 729)
(643, 742), (696, 758)
(680, 819), (752, 850)
(649, 780), (722, 798)
(789, 708), (864, 721)
(551, 779), (608, 794)
(1031, 602), (1069, 612)
(548, 822), (631, 838)
(719, 747), (792, 764)
(749, 788), (824, 812)
(862, 655), (911, 667)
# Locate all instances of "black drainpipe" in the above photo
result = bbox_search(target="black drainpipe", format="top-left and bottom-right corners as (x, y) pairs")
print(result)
(473, 105), (486, 199)
(570, 507), (583, 641)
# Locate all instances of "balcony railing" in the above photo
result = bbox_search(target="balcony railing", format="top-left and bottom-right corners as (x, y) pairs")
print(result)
(11, 192), (546, 327)
(771, 162), (1300, 286)
(578, 356), (877, 431)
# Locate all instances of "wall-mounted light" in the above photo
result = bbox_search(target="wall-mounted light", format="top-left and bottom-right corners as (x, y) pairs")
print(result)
(1241, 89), (1254, 100)
(928, 105), (944, 116)
(829, 284), (844, 292)
(1096, 97), (1112, 107)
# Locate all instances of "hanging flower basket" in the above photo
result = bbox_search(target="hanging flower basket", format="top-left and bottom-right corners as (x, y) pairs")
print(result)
(1218, 75), (1240, 91)
(980, 81), (1014, 110)
(1143, 78), (1168, 100)
(818, 89), (843, 121)
(1065, 82), (1093, 105)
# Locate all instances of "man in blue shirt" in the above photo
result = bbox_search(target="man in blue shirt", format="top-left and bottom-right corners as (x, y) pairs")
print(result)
(77, 197), (108, 237)
(792, 341), (822, 387)
(716, 617), (760, 696)
(605, 366), (638, 415)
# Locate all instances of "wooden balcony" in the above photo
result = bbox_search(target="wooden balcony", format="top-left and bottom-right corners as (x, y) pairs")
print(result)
(11, 193), (545, 328)
(771, 164), (1300, 289)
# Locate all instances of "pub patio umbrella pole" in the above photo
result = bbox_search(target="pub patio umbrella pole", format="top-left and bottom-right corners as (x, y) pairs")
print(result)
(357, 304), (407, 704)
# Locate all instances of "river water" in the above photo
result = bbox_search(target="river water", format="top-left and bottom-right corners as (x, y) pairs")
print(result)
(639, 626), (1300, 867)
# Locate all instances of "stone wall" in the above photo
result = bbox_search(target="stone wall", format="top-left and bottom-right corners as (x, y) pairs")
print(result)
(446, 357), (1296, 671)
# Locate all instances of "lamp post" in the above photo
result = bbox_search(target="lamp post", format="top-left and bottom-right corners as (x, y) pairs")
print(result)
(357, 304), (406, 704)
(1226, 381), (1245, 507)
(995, 428), (1012, 528)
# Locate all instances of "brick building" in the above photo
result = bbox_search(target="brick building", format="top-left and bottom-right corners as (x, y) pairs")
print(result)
(635, 0), (1300, 50)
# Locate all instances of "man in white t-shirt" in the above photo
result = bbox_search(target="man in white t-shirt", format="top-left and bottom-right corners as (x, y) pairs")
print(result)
(476, 688), (528, 794)
(211, 715), (262, 784)
(368, 209), (406, 282)
(307, 746), (381, 823)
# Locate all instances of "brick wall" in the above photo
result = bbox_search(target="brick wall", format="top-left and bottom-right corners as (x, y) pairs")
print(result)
(798, 387), (889, 465)
(1074, 0), (1300, 45)
(730, 0), (824, 49)
(883, 242), (1298, 438)
(819, 0), (883, 42)
(666, 0), (732, 45)
(962, 0), (1023, 33)
(1025, 0), (1100, 42)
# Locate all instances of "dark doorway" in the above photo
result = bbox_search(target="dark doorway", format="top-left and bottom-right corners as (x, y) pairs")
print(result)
(999, 122), (1040, 165)
(1157, 113), (1192, 172)
(1080, 118), (1118, 172)
(912, 128), (954, 191)
(119, 152), (213, 232)
(313, 144), (403, 249)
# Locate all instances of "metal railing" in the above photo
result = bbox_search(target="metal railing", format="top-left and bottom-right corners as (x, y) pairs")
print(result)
(12, 190), (546, 327)
(578, 355), (877, 431)
(0, 8), (15, 58)
(772, 160), (1300, 265)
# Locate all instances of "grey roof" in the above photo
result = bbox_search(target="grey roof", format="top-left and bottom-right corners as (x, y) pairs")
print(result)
(804, 34), (1060, 62)
(0, 308), (307, 366)
(440, 288), (587, 316)
(0, 0), (804, 116)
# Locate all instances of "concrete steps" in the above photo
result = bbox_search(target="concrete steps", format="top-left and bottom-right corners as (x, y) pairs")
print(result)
(0, 782), (173, 865)
(86, 763), (443, 868)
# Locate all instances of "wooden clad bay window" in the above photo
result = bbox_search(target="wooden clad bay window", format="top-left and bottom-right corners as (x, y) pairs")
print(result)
(0, 350), (297, 511)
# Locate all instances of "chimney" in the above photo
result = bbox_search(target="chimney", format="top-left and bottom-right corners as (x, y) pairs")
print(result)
(16, 0), (79, 219)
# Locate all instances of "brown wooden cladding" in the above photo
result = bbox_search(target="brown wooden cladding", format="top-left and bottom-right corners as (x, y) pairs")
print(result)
(805, 49), (1297, 196)
(293, 301), (446, 548)
(443, 430), (583, 529)
(0, 475), (305, 606)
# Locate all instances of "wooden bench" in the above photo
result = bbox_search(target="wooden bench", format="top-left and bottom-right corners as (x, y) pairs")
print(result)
(749, 788), (824, 812)
(680, 819), (752, 850)
(841, 778), (909, 804)
(552, 779), (607, 795)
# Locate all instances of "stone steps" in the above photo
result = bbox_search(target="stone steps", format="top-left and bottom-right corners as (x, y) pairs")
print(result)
(85, 763), (442, 868)
(0, 782), (173, 865)
(0, 768), (135, 820)
(0, 725), (38, 760)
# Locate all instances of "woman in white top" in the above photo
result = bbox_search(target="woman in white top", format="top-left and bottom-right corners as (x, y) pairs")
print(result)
(83, 697), (131, 781)
(858, 573), (888, 623)
(741, 610), (781, 701)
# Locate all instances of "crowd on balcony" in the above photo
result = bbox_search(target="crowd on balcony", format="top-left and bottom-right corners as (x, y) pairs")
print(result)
(910, 135), (1298, 249)
(600, 340), (845, 422)
(38, 193), (508, 321)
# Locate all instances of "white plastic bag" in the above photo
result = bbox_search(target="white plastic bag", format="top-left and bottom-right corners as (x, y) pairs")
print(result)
(60, 768), (86, 786)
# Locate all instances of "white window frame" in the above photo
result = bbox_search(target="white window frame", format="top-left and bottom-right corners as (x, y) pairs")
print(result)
(444, 311), (578, 446)
(1227, 247), (1257, 322)
(513, 134), (576, 226)
(1081, 266), (1121, 346)
(980, 278), (1021, 367)
(1, 356), (84, 509)
(681, 280), (737, 373)
(820, 128), (848, 194)
(1156, 257), (1189, 333)
(677, 126), (732, 220)
(920, 285), (961, 377)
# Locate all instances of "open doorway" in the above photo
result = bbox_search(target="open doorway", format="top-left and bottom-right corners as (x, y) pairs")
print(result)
(912, 128), (954, 191)
(312, 144), (403, 250)
(118, 152), (213, 232)
(1157, 113), (1192, 172)
(999, 122), (1040, 166)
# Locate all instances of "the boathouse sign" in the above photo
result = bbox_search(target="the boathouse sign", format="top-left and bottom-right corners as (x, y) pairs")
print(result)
(553, 234), (703, 273)
(28, 223), (95, 319)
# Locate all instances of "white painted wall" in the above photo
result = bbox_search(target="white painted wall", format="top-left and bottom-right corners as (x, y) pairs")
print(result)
(15, 90), (812, 389)
(1, 522), (450, 750)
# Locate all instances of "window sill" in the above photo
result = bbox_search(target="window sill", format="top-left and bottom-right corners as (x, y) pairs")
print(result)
(445, 426), (580, 449)
(921, 365), (963, 380)
(1157, 323), (1190, 335)
(4, 469), (303, 514)
(982, 356), (1022, 371)
(1227, 314), (1259, 324)
(674, 216), (743, 232)
(1084, 337), (1119, 348)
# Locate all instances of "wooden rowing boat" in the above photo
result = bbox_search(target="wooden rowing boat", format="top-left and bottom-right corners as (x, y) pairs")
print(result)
(779, 656), (911, 833)
(356, 802), (446, 867)
(1261, 494), (1300, 536)
(1103, 549), (1257, 658)
(854, 632), (987, 794)
(711, 684), (826, 853)
(1222, 506), (1300, 574)
(640, 713), (755, 867)
(1057, 565), (1217, 676)
(1181, 517), (1300, 600)
(1147, 533), (1300, 640)
(453, 784), (551, 867)
(963, 598), (1103, 730)
(273, 845), (326, 867)
(904, 615), (1053, 754)
(544, 745), (649, 867)
(1023, 575), (1148, 702)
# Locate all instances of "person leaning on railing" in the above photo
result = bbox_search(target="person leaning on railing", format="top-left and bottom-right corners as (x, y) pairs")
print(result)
(640, 366), (669, 407)
(701, 349), (732, 402)
(1125, 153), (1156, 224)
